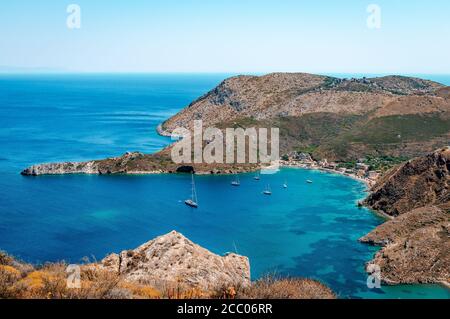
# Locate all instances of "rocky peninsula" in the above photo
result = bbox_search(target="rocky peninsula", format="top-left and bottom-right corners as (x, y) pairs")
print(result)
(21, 73), (450, 175)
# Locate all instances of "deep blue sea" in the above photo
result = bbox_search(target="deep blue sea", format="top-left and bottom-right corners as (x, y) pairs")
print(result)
(0, 74), (449, 299)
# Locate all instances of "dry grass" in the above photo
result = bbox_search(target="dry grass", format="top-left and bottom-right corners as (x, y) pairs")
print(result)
(1, 252), (335, 299)
(236, 276), (336, 299)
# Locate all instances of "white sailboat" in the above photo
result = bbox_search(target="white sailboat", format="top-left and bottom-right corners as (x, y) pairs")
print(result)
(263, 184), (272, 195)
(185, 173), (198, 208)
(283, 180), (288, 188)
(254, 172), (260, 180)
(231, 174), (240, 186)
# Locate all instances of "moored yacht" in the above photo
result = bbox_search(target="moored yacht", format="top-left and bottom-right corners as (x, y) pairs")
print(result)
(185, 173), (198, 208)
(263, 184), (272, 195)
(231, 174), (240, 186)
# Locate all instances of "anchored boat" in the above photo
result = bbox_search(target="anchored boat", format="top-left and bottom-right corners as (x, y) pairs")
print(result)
(185, 173), (198, 208)
(263, 184), (272, 195)
(231, 174), (241, 186)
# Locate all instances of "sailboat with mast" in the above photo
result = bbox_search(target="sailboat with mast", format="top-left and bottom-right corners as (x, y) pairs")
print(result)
(185, 173), (198, 208)
(231, 174), (240, 186)
(253, 172), (260, 180)
(263, 184), (272, 195)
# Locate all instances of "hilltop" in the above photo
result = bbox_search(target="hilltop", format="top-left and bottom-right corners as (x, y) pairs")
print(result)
(162, 73), (444, 132)
(21, 73), (450, 176)
(162, 73), (450, 162)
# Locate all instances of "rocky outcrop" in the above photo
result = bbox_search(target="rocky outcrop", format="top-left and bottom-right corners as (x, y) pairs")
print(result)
(360, 206), (449, 285)
(21, 149), (258, 176)
(99, 231), (250, 290)
(361, 148), (450, 286)
(21, 160), (100, 176)
(21, 151), (166, 176)
(365, 147), (450, 216)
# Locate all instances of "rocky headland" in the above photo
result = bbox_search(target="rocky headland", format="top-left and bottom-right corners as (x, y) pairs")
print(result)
(360, 147), (450, 286)
(21, 73), (450, 175)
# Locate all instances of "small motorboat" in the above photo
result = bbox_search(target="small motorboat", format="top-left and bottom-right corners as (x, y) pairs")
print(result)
(306, 180), (313, 184)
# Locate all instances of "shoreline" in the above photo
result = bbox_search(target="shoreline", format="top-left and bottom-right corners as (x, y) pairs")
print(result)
(279, 161), (376, 188)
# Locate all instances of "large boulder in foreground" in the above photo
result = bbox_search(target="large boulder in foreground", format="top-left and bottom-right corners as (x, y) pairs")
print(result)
(360, 206), (449, 285)
(100, 231), (250, 290)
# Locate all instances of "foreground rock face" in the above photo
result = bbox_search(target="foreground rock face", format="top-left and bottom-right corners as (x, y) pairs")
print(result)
(99, 231), (251, 290)
(365, 147), (450, 216)
(360, 206), (449, 285)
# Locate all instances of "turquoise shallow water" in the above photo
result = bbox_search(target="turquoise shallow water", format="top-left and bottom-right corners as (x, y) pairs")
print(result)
(0, 74), (448, 299)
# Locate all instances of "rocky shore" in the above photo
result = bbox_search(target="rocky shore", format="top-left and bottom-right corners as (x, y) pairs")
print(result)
(360, 147), (450, 286)
(20, 150), (259, 176)
(360, 206), (449, 285)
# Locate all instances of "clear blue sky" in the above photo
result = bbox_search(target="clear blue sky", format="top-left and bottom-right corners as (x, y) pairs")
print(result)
(1, 0), (449, 73)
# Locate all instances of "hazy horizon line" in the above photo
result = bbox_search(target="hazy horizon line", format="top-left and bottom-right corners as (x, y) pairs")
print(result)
(1, 70), (450, 77)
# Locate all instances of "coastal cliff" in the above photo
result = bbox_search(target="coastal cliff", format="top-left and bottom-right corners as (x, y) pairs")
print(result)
(361, 148), (450, 286)
(365, 147), (450, 216)
(21, 151), (257, 176)
(360, 206), (449, 285)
